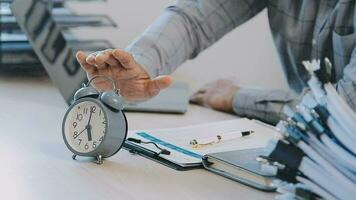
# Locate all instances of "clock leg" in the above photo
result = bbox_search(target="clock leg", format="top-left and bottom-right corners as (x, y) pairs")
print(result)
(72, 154), (77, 160)
(95, 155), (103, 165)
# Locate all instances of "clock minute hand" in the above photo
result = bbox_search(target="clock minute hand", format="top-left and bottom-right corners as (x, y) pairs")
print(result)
(87, 107), (94, 126)
(74, 127), (87, 139)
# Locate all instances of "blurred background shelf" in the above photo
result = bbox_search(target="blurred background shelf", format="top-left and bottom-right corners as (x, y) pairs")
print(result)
(0, 0), (117, 77)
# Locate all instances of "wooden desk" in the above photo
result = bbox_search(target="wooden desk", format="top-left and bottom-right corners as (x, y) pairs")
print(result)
(0, 77), (275, 200)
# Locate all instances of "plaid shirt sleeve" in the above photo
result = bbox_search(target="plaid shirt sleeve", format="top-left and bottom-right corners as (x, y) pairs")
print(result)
(232, 88), (306, 125)
(233, 45), (356, 125)
(336, 46), (356, 112)
(126, 0), (266, 78)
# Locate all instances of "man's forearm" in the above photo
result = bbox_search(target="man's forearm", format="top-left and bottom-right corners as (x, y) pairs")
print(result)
(125, 9), (189, 78)
(126, 0), (266, 78)
(126, 1), (224, 78)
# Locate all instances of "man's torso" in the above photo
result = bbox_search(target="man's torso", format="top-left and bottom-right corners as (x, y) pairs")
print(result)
(267, 0), (356, 92)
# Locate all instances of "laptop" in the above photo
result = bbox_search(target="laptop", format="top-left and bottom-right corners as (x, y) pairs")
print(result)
(11, 0), (189, 114)
(124, 82), (189, 114)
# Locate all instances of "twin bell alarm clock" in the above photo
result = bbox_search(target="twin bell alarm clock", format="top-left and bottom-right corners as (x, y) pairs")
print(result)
(62, 75), (128, 164)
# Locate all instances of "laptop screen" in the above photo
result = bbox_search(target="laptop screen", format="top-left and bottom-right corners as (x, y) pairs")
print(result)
(11, 0), (110, 104)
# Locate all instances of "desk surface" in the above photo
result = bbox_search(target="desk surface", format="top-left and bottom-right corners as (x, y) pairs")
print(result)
(0, 77), (275, 200)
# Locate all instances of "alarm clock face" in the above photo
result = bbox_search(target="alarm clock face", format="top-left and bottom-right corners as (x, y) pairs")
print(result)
(63, 100), (107, 154)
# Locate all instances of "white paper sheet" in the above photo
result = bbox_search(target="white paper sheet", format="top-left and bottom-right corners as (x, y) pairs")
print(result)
(128, 118), (279, 166)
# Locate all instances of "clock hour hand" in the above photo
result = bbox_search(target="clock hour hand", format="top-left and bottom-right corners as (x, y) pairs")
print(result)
(87, 125), (93, 141)
(86, 107), (94, 141)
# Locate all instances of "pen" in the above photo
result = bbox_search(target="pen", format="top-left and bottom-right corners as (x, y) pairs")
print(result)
(189, 130), (253, 148)
(220, 130), (253, 137)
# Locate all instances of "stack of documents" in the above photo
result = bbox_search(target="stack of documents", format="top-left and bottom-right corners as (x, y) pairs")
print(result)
(260, 59), (356, 200)
(2, 0), (116, 75)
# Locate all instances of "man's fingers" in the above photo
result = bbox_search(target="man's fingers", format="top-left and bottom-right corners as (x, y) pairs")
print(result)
(104, 54), (121, 66)
(95, 61), (108, 69)
(86, 51), (100, 65)
(151, 76), (173, 90)
(190, 93), (205, 105)
(147, 76), (173, 96)
(112, 49), (135, 69)
(198, 82), (215, 92)
(95, 51), (110, 64)
(76, 51), (96, 74)
(95, 49), (115, 69)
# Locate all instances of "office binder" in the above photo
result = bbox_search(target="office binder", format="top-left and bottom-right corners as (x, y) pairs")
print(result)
(124, 119), (279, 191)
(124, 118), (276, 168)
(202, 148), (276, 192)
(123, 142), (201, 171)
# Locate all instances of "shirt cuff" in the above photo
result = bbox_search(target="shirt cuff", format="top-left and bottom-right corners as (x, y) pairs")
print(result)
(232, 88), (258, 117)
(232, 87), (298, 125)
(125, 46), (159, 78)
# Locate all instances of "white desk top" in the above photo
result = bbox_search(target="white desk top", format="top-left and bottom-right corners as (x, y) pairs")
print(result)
(0, 77), (275, 200)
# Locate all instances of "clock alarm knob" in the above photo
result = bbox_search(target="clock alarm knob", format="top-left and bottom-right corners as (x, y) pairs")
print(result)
(100, 90), (125, 111)
(74, 85), (100, 101)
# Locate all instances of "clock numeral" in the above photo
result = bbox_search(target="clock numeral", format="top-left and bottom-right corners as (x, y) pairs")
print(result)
(99, 109), (102, 116)
(72, 122), (77, 128)
(102, 121), (107, 125)
(84, 143), (89, 150)
(92, 141), (97, 149)
(83, 108), (88, 115)
(73, 131), (79, 139)
(90, 106), (96, 113)
(78, 139), (82, 146)
(99, 136), (104, 142)
(76, 113), (83, 121)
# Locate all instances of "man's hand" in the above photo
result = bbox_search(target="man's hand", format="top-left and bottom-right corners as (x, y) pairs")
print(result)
(76, 49), (172, 102)
(190, 79), (240, 113)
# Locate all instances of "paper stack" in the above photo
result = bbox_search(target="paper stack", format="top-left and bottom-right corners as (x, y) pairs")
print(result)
(259, 59), (356, 200)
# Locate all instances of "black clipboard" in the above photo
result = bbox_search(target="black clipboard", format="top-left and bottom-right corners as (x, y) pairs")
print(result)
(123, 141), (202, 171)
